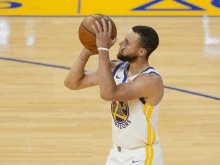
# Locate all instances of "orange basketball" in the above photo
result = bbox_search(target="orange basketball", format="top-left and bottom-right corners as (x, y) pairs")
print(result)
(78, 14), (117, 53)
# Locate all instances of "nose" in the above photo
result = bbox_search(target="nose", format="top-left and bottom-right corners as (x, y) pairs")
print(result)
(119, 41), (122, 46)
(119, 40), (125, 46)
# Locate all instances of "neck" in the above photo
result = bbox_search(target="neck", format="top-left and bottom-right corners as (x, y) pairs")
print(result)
(127, 58), (150, 76)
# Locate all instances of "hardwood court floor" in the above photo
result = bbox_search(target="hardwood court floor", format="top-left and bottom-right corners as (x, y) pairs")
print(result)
(0, 16), (220, 165)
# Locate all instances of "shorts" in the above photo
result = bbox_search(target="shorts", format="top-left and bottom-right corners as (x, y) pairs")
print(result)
(105, 143), (163, 165)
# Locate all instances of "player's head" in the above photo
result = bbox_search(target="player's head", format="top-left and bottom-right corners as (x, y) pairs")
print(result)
(117, 25), (159, 62)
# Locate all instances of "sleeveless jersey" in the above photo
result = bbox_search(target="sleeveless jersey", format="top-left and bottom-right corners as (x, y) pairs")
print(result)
(111, 61), (162, 149)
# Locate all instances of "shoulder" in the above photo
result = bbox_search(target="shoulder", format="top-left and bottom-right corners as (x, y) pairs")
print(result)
(135, 72), (164, 104)
(134, 72), (163, 90)
(136, 71), (162, 80)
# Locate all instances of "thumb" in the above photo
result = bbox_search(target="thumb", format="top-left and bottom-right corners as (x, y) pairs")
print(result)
(112, 37), (117, 45)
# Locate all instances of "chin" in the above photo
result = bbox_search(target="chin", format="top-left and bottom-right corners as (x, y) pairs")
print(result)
(117, 53), (126, 61)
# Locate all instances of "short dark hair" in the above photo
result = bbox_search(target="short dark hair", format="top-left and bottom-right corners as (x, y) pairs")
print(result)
(132, 25), (159, 59)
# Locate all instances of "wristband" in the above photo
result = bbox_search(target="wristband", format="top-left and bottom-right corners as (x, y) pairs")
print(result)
(98, 47), (109, 52)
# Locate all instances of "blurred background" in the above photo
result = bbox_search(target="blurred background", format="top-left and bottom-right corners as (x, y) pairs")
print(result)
(0, 0), (220, 165)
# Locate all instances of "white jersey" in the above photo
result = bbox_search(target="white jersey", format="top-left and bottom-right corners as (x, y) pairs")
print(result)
(111, 61), (162, 149)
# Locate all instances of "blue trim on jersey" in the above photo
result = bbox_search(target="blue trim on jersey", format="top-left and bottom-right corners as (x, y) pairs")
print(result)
(149, 71), (161, 77)
(122, 63), (129, 83)
(139, 97), (146, 105)
(112, 61), (125, 76)
(142, 67), (154, 73)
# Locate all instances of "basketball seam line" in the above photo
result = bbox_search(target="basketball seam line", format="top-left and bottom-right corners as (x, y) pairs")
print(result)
(91, 15), (114, 37)
(90, 15), (104, 26)
(91, 14), (111, 30)
(80, 24), (96, 37)
(95, 14), (109, 23)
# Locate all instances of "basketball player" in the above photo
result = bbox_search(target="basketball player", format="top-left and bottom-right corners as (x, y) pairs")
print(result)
(64, 19), (164, 165)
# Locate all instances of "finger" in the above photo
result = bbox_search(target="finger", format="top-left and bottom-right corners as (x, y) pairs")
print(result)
(92, 25), (98, 34)
(108, 21), (112, 35)
(102, 19), (107, 33)
(95, 21), (103, 33)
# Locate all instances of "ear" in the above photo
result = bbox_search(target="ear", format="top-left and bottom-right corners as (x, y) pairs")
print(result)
(138, 48), (147, 57)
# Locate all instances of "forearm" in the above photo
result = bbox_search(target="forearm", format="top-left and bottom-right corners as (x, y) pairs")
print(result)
(98, 50), (116, 98)
(64, 51), (90, 89)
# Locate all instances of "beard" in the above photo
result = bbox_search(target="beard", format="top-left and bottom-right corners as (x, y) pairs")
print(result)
(117, 51), (138, 62)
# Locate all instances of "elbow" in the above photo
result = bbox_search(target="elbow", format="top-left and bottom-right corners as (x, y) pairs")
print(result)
(100, 92), (113, 101)
(64, 80), (78, 90)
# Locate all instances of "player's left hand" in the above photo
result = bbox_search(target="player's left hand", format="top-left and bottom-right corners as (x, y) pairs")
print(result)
(92, 19), (117, 49)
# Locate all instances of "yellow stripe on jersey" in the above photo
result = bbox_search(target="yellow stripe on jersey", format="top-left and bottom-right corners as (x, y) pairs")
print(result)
(153, 130), (156, 143)
(147, 105), (154, 144)
(143, 103), (156, 164)
(147, 122), (152, 144)
(144, 144), (154, 165)
(149, 144), (154, 165)
(144, 145), (149, 165)
(146, 106), (154, 121)
(143, 102), (149, 116)
(143, 104), (157, 145)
